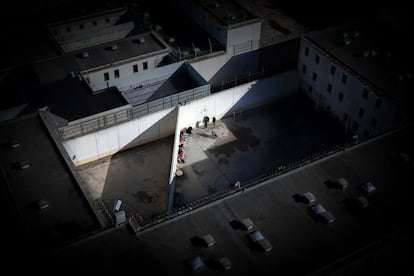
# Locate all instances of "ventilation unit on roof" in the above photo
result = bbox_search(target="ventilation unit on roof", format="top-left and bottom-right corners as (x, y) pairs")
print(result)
(18, 160), (31, 170)
(168, 37), (175, 43)
(111, 44), (118, 50)
(139, 37), (145, 43)
(9, 140), (20, 149)
(81, 51), (89, 58)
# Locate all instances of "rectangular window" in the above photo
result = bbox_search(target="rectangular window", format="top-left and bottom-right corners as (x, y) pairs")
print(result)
(312, 72), (317, 82)
(315, 54), (320, 64)
(338, 92), (344, 102)
(143, 61), (148, 70)
(363, 88), (369, 99)
(304, 46), (309, 56)
(133, 64), (138, 73)
(104, 72), (109, 81)
(302, 64), (307, 74)
(371, 117), (377, 128)
(376, 98), (382, 109)
(342, 73), (348, 84)
(330, 65), (336, 75)
(327, 83), (333, 94)
(358, 108), (364, 118)
(114, 69), (120, 78)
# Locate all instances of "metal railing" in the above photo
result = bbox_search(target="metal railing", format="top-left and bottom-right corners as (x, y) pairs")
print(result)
(58, 84), (210, 141)
(210, 69), (265, 93)
(58, 109), (133, 140)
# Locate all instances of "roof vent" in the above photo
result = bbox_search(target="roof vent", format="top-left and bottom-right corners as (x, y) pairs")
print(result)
(111, 44), (118, 51)
(139, 37), (145, 43)
(9, 140), (20, 149)
(37, 199), (49, 211)
(344, 38), (351, 46)
(81, 51), (89, 58)
(168, 37), (175, 43)
(18, 160), (31, 170)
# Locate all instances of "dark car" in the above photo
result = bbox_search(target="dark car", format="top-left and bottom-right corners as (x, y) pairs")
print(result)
(310, 203), (336, 224)
(360, 181), (377, 196)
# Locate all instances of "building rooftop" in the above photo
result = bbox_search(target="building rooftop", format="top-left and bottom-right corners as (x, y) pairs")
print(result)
(0, 113), (101, 258)
(139, 0), (225, 64)
(0, 72), (131, 124)
(46, 79), (129, 122)
(41, 0), (124, 25)
(234, 0), (304, 47)
(76, 33), (169, 72)
(305, 19), (414, 108)
(48, 124), (414, 274)
(196, 0), (258, 27)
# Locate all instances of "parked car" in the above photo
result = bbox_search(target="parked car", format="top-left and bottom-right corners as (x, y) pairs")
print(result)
(334, 177), (350, 190)
(360, 181), (377, 196)
(344, 196), (369, 213)
(302, 192), (316, 204)
(247, 230), (273, 252)
(310, 203), (336, 224)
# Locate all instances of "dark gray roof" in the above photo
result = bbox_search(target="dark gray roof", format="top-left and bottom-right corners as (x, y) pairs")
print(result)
(0, 113), (101, 256)
(43, 78), (129, 121)
(197, 0), (258, 27)
(76, 33), (168, 72)
(49, 125), (414, 274)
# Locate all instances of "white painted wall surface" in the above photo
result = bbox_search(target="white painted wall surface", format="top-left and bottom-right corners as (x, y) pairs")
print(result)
(64, 107), (177, 166)
(64, 71), (298, 166)
(177, 70), (298, 129)
(227, 21), (261, 50)
(83, 53), (169, 91)
(190, 52), (229, 81)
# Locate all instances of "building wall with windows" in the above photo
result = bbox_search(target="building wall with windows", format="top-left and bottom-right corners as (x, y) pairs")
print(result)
(298, 37), (405, 137)
(83, 53), (168, 91)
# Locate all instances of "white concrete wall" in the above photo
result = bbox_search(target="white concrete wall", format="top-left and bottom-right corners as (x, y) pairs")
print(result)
(190, 52), (229, 81)
(299, 38), (406, 137)
(83, 53), (168, 91)
(227, 21), (261, 54)
(177, 70), (298, 129)
(65, 71), (298, 166)
(64, 107), (177, 166)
